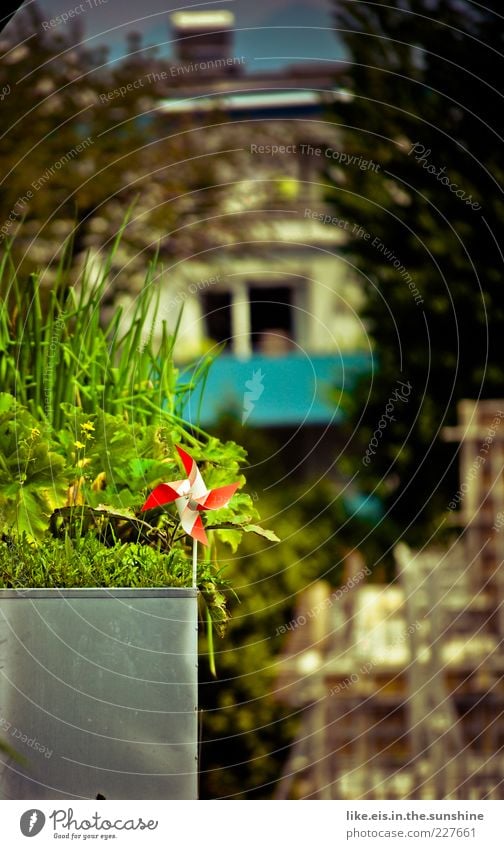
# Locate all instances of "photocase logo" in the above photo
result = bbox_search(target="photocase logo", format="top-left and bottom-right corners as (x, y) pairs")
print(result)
(242, 369), (265, 424)
(20, 809), (46, 837)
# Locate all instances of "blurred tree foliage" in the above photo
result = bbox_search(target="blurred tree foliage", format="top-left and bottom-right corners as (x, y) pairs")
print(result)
(0, 5), (244, 292)
(326, 0), (504, 543)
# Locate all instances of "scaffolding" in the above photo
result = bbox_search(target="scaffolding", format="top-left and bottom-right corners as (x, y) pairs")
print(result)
(275, 399), (504, 799)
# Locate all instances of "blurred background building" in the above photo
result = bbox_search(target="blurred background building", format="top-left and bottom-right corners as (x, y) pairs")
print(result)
(275, 399), (504, 799)
(138, 10), (372, 431)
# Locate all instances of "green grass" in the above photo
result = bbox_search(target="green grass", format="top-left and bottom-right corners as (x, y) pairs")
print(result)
(0, 534), (192, 589)
(0, 226), (211, 436)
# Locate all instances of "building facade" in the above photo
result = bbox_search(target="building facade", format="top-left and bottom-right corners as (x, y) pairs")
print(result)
(138, 11), (371, 428)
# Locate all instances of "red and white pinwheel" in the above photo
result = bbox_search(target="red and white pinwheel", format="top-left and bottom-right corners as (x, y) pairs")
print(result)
(141, 445), (239, 546)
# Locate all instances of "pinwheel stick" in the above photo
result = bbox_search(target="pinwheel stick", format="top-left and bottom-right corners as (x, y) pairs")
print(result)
(192, 538), (198, 589)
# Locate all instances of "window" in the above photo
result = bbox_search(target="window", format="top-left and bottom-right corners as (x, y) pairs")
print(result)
(249, 285), (293, 353)
(203, 280), (302, 355)
(201, 291), (232, 346)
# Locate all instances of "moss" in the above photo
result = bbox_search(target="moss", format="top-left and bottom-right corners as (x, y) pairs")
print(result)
(0, 534), (192, 589)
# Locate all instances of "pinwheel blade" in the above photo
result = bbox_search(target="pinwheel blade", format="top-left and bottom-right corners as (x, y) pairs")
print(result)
(178, 499), (209, 546)
(176, 445), (195, 477)
(201, 482), (240, 510)
(141, 483), (180, 511)
(177, 445), (208, 499)
(190, 514), (209, 546)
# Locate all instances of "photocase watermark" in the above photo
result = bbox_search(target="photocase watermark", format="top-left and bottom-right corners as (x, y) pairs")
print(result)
(449, 410), (504, 510)
(168, 272), (221, 311)
(251, 143), (380, 172)
(0, 190), (32, 244)
(304, 207), (350, 231)
(304, 142), (381, 172)
(51, 808), (158, 834)
(98, 57), (246, 103)
(329, 620), (421, 696)
(250, 143), (297, 156)
(43, 313), (66, 417)
(137, 273), (221, 353)
(408, 142), (481, 211)
(136, 274), (220, 352)
(149, 56), (246, 80)
(0, 84), (10, 101)
(303, 211), (423, 304)
(0, 137), (94, 244)
(275, 565), (371, 636)
(0, 714), (53, 759)
(364, 230), (424, 306)
(493, 510), (504, 532)
(20, 810), (46, 837)
(31, 137), (94, 191)
(99, 79), (145, 103)
(19, 806), (160, 838)
(363, 379), (412, 466)
(41, 0), (108, 30)
(242, 369), (265, 424)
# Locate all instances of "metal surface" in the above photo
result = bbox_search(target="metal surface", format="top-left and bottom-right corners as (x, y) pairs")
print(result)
(0, 588), (198, 799)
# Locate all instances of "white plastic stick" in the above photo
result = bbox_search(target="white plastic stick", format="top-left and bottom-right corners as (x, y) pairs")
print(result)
(192, 538), (198, 589)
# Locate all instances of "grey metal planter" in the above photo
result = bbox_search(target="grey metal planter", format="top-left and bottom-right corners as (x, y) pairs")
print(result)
(0, 588), (198, 800)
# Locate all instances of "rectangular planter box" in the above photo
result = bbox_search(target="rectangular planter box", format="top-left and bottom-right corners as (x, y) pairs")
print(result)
(0, 588), (198, 800)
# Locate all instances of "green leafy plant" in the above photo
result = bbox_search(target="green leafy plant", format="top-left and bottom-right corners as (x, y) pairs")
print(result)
(0, 233), (279, 673)
(0, 393), (67, 538)
(0, 391), (278, 645)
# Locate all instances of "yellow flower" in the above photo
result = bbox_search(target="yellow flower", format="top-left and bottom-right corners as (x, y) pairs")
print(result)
(74, 440), (85, 450)
(81, 421), (95, 440)
(30, 427), (41, 439)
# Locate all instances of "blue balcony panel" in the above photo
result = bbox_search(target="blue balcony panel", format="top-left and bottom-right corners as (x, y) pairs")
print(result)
(181, 352), (373, 427)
